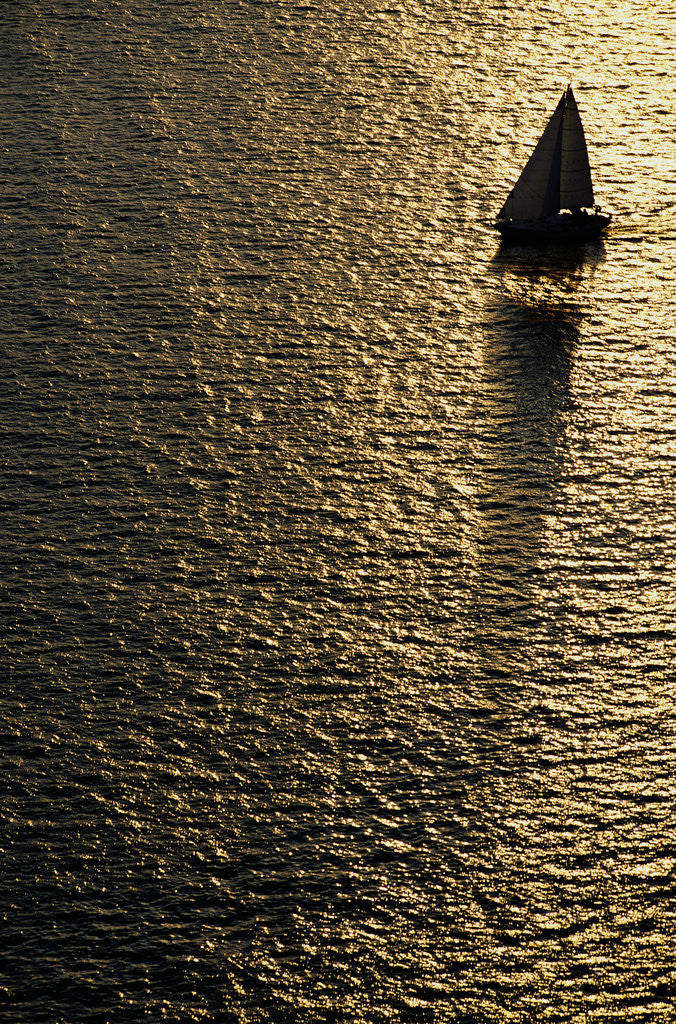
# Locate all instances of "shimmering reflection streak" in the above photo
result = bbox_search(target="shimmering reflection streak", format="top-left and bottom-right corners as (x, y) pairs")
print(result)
(467, 240), (676, 1019)
(3, 2), (676, 1023)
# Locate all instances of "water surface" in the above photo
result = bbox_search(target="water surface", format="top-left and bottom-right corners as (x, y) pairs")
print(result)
(3, 2), (676, 1021)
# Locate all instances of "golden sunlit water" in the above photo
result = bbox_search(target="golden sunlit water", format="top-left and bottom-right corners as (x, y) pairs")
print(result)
(3, 2), (676, 1022)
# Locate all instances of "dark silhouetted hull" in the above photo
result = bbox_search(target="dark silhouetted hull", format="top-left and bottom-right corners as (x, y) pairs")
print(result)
(496, 210), (611, 244)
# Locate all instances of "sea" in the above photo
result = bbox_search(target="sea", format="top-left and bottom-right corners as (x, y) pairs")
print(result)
(3, 2), (676, 1022)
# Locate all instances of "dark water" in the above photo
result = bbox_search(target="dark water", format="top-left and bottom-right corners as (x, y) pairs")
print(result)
(3, 3), (676, 1021)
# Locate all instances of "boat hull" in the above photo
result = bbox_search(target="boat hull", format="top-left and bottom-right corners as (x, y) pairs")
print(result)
(496, 210), (611, 244)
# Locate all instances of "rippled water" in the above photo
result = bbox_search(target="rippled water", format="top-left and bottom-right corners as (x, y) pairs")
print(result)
(3, 2), (676, 1021)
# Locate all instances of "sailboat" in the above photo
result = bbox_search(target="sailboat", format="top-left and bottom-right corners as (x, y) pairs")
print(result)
(495, 85), (611, 242)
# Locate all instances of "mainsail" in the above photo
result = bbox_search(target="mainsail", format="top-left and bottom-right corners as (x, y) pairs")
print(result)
(498, 87), (594, 221)
(559, 88), (594, 210)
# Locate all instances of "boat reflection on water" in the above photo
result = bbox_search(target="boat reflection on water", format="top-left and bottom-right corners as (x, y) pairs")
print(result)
(489, 238), (606, 357)
(467, 244), (606, 688)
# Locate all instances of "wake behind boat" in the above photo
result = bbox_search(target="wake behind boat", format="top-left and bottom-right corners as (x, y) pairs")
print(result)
(495, 86), (611, 243)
